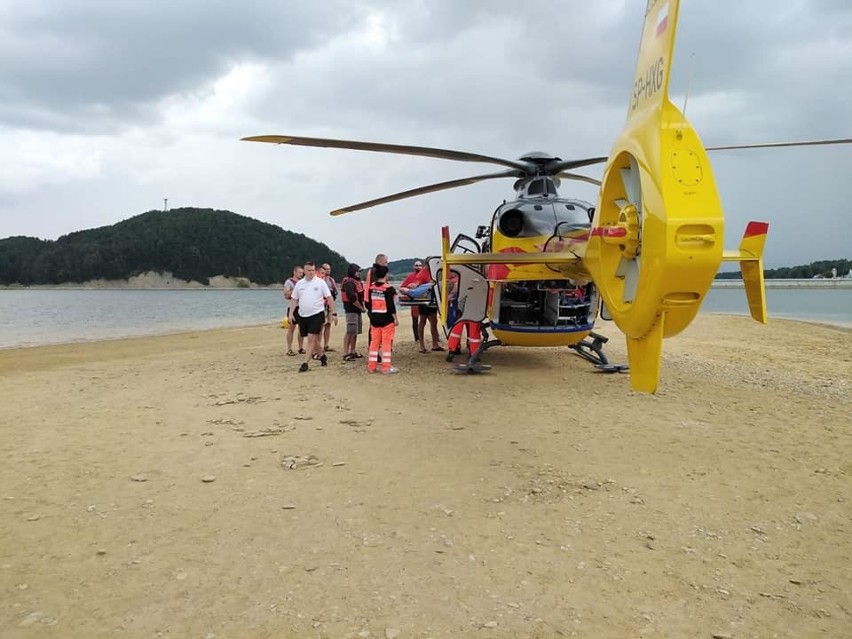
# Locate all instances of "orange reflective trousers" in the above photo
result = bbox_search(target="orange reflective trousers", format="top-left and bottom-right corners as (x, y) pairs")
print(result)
(367, 323), (395, 373)
(447, 321), (482, 355)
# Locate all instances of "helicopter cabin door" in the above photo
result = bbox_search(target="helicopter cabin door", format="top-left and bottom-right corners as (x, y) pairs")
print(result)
(450, 233), (481, 256)
(425, 256), (489, 334)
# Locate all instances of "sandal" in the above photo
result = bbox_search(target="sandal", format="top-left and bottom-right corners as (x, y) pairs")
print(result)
(324, 346), (335, 352)
(353, 352), (364, 359)
(343, 353), (355, 361)
(431, 346), (445, 352)
(298, 348), (305, 354)
(418, 348), (428, 354)
(286, 349), (297, 356)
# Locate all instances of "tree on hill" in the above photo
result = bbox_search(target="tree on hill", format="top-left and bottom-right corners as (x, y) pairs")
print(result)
(716, 258), (850, 280)
(388, 257), (423, 279)
(0, 208), (349, 286)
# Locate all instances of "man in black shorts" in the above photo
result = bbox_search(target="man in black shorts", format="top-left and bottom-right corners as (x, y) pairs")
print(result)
(417, 303), (443, 353)
(289, 261), (335, 372)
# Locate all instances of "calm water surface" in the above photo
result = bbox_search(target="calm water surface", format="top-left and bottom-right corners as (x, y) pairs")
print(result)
(0, 289), (287, 348)
(0, 287), (849, 349)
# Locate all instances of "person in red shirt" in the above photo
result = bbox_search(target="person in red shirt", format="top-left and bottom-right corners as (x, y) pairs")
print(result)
(400, 262), (443, 353)
(399, 260), (426, 342)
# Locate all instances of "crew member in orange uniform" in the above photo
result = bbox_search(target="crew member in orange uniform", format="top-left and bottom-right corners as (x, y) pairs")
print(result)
(447, 320), (482, 358)
(445, 271), (482, 358)
(366, 265), (399, 375)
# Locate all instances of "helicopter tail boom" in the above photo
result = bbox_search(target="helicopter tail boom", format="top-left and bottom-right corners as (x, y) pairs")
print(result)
(721, 221), (769, 324)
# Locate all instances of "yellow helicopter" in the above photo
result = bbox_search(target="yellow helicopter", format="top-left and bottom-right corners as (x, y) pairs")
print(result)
(243, 0), (850, 393)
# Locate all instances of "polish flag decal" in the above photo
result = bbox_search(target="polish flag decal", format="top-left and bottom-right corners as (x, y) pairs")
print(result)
(656, 3), (669, 37)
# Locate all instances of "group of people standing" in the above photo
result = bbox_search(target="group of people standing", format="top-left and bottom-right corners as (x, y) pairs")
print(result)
(284, 253), (482, 375)
(283, 261), (339, 372)
(284, 255), (450, 375)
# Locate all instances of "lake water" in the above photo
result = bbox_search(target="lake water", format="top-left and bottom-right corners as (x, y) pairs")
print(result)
(0, 287), (849, 349)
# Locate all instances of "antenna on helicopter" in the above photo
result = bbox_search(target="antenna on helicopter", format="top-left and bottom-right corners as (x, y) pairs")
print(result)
(678, 53), (695, 138)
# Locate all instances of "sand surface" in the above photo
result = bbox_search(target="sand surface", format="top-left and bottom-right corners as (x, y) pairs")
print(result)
(1, 315), (850, 638)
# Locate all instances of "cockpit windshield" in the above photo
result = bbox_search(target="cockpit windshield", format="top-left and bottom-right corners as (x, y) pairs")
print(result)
(526, 178), (558, 196)
(497, 199), (592, 238)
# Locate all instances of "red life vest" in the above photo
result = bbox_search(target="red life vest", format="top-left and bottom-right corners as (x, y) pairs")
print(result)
(369, 283), (389, 313)
(340, 276), (364, 304)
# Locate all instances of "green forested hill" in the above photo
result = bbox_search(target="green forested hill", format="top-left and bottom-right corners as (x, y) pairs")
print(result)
(716, 259), (851, 279)
(0, 208), (349, 286)
(388, 258), (420, 279)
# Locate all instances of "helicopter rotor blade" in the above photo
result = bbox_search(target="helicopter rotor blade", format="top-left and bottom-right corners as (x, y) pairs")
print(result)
(556, 172), (602, 187)
(616, 155), (643, 304)
(242, 135), (532, 171)
(620, 156), (642, 211)
(617, 257), (640, 303)
(329, 169), (522, 216)
(706, 137), (852, 152)
(548, 156), (609, 174)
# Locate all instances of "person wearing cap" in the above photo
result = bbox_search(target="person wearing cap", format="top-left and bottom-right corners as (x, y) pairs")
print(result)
(340, 263), (367, 360)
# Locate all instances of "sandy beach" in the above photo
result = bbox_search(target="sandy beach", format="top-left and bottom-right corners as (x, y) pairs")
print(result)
(1, 315), (850, 638)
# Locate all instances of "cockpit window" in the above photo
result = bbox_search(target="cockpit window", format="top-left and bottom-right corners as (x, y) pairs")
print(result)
(527, 179), (544, 195)
(525, 178), (558, 197)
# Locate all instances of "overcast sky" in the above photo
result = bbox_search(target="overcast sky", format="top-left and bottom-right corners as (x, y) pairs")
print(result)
(1, 0), (850, 269)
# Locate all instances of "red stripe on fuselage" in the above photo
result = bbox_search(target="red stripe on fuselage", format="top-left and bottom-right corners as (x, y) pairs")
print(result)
(590, 226), (627, 238)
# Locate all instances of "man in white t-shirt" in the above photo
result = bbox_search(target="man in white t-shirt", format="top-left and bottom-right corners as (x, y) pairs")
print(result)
(289, 261), (334, 372)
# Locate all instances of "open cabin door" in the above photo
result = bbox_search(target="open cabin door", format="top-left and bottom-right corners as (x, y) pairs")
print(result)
(450, 233), (481, 256)
(426, 256), (489, 335)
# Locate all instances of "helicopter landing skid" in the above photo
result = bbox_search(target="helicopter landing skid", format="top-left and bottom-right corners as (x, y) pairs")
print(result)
(451, 362), (493, 374)
(447, 337), (501, 374)
(570, 332), (629, 373)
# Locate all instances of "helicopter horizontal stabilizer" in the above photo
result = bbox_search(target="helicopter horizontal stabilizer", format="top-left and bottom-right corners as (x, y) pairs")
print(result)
(721, 221), (769, 324)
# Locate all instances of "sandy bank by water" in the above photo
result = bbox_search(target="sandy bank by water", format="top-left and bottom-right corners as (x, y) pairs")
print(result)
(1, 315), (850, 636)
(0, 271), (282, 290)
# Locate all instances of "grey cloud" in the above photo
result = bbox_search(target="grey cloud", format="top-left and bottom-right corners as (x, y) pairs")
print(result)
(0, 0), (365, 132)
(1, 0), (849, 267)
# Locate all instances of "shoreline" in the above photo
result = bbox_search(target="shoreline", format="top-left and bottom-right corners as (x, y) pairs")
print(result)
(2, 274), (850, 291)
(2, 313), (849, 355)
(713, 279), (852, 289)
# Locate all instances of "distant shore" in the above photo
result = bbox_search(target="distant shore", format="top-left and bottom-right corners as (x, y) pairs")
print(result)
(0, 271), (283, 290)
(713, 278), (852, 289)
(2, 272), (850, 290)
